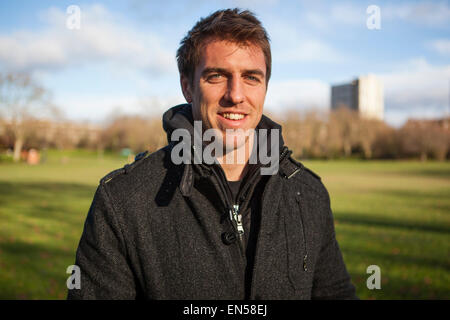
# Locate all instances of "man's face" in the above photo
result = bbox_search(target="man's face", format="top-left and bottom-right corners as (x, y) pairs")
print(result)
(181, 39), (267, 151)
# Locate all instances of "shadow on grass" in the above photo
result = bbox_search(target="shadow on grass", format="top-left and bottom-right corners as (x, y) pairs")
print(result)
(0, 181), (95, 202)
(345, 245), (450, 275)
(374, 188), (450, 215)
(336, 225), (450, 299)
(344, 246), (450, 300)
(0, 181), (96, 225)
(375, 187), (450, 200)
(396, 167), (450, 180)
(0, 181), (96, 299)
(352, 272), (450, 300)
(0, 239), (75, 299)
(335, 186), (450, 233)
(335, 211), (450, 234)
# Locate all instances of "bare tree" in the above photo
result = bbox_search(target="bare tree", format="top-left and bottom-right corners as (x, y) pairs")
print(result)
(0, 73), (56, 161)
(101, 115), (166, 153)
(280, 109), (304, 158)
(329, 106), (359, 157)
(357, 118), (387, 159)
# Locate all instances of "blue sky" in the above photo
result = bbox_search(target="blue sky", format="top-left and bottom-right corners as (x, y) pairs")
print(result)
(0, 0), (449, 126)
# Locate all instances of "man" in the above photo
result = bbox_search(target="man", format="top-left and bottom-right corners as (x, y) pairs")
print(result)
(68, 8), (357, 300)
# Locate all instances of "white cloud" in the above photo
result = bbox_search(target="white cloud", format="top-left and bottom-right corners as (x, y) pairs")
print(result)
(428, 39), (450, 56)
(301, 3), (368, 30)
(330, 3), (365, 26)
(383, 1), (450, 27)
(275, 39), (343, 63)
(265, 79), (330, 111)
(303, 12), (330, 31)
(269, 21), (343, 63)
(0, 4), (175, 75)
(302, 1), (450, 29)
(377, 58), (450, 124)
(297, 1), (450, 33)
(230, 0), (280, 7)
(385, 107), (446, 128)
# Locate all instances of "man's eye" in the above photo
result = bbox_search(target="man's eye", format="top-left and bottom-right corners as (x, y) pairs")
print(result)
(207, 74), (222, 81)
(245, 75), (260, 82)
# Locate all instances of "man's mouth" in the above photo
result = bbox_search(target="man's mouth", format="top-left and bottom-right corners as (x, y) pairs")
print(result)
(216, 111), (249, 129)
(220, 112), (246, 120)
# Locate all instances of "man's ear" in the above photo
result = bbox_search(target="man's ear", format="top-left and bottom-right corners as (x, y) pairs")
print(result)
(180, 75), (193, 103)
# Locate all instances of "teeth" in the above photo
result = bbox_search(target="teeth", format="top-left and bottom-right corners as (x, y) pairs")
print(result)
(222, 113), (245, 120)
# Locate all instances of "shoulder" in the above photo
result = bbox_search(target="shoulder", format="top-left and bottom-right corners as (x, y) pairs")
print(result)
(99, 145), (175, 193)
(280, 155), (329, 200)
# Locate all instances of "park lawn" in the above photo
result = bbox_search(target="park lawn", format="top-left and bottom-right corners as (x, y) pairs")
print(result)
(0, 150), (127, 299)
(0, 151), (449, 299)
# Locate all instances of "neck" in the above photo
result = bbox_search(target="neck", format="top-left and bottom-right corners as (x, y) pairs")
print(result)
(217, 134), (254, 181)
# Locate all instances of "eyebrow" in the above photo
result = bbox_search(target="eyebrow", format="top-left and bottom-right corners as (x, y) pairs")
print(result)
(201, 67), (265, 78)
(242, 69), (265, 78)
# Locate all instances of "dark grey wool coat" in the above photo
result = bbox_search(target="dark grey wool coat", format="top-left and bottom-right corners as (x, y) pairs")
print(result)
(68, 104), (357, 300)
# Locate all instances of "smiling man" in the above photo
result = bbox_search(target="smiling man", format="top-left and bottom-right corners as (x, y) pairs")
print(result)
(68, 8), (357, 300)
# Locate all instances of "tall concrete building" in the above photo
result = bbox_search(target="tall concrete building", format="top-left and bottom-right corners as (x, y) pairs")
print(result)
(331, 74), (384, 120)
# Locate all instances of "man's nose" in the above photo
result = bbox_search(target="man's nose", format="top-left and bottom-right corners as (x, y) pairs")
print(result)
(224, 77), (244, 105)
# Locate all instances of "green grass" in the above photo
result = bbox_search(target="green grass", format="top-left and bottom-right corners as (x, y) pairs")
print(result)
(0, 150), (128, 299)
(0, 151), (449, 299)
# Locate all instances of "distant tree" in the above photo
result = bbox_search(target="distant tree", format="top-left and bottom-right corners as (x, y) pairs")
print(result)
(0, 73), (57, 161)
(425, 123), (449, 161)
(101, 115), (166, 153)
(278, 107), (449, 160)
(372, 125), (401, 159)
(305, 110), (328, 158)
(329, 106), (359, 157)
(357, 118), (387, 159)
(280, 110), (304, 158)
(398, 120), (449, 161)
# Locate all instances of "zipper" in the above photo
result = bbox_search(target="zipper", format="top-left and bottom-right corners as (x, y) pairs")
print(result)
(230, 204), (245, 241)
(229, 204), (245, 258)
(295, 195), (308, 272)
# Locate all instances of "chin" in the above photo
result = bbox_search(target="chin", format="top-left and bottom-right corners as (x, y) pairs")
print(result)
(223, 134), (248, 150)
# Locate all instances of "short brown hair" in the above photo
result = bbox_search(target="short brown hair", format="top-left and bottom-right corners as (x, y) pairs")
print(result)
(176, 8), (272, 85)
